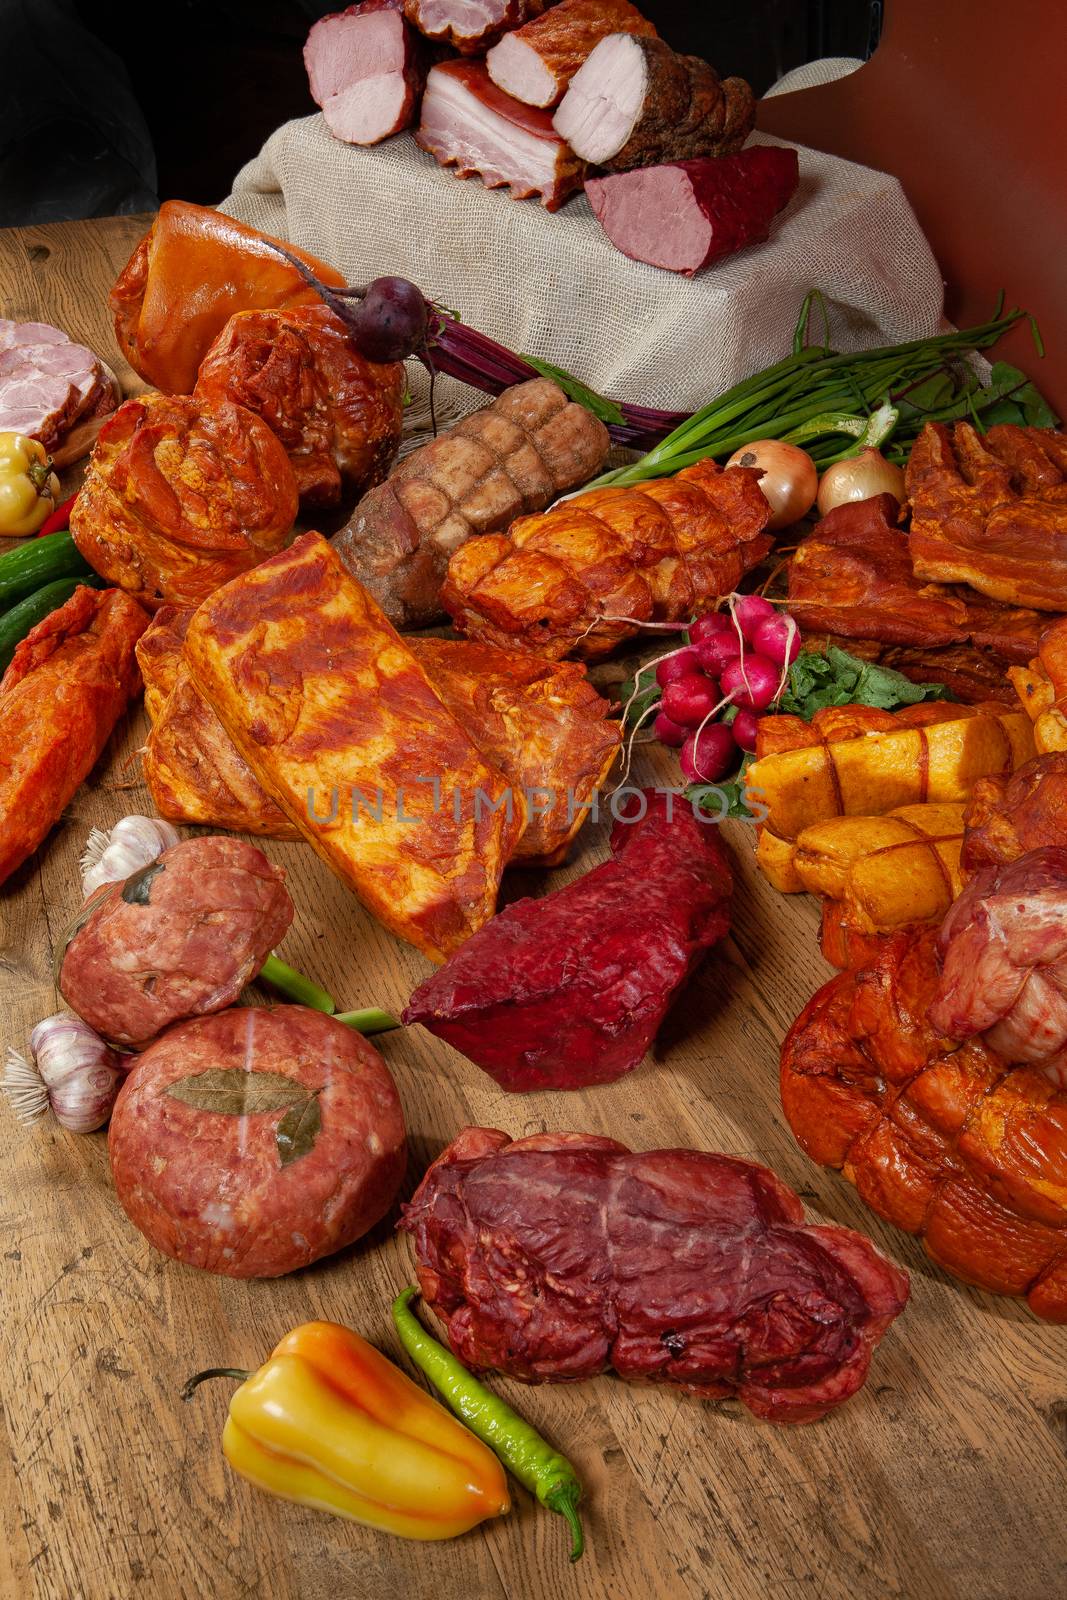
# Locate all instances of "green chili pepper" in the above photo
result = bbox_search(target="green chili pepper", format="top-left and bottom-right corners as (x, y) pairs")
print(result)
(392, 1286), (585, 1561)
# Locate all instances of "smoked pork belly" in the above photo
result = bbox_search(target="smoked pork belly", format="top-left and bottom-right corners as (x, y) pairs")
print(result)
(416, 60), (584, 209)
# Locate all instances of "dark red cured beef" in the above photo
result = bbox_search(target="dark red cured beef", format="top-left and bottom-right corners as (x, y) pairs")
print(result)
(305, 1), (428, 145)
(585, 147), (799, 276)
(416, 59), (585, 210)
(109, 1005), (406, 1277)
(59, 836), (293, 1049)
(399, 1126), (909, 1423)
(403, 789), (732, 1089)
(404, 0), (556, 54)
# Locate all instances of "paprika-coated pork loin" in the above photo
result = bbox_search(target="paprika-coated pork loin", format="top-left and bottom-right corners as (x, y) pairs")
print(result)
(400, 1126), (909, 1423)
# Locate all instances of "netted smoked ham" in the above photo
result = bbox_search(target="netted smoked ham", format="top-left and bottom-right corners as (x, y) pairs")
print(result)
(585, 147), (798, 275)
(184, 533), (526, 962)
(195, 305), (404, 507)
(486, 0), (656, 108)
(907, 422), (1067, 612)
(305, 1), (427, 145)
(404, 0), (554, 54)
(748, 701), (1035, 871)
(442, 458), (772, 660)
(0, 587), (147, 888)
(781, 926), (1067, 1321)
(110, 202), (345, 395)
(788, 803), (967, 970)
(331, 377), (609, 628)
(553, 35), (754, 172)
(400, 1125), (909, 1420)
(70, 393), (298, 612)
(416, 60), (585, 208)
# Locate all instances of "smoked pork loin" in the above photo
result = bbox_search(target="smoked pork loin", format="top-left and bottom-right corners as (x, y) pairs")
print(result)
(400, 1126), (909, 1422)
(486, 0), (656, 107)
(332, 377), (609, 628)
(305, 0), (427, 145)
(403, 0), (556, 54)
(0, 318), (118, 461)
(416, 60), (585, 209)
(553, 35), (754, 171)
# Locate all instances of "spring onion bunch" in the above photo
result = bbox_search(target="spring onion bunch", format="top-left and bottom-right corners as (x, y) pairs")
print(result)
(585, 294), (1054, 490)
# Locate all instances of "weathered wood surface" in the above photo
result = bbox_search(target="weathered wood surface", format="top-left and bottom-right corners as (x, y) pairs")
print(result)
(0, 216), (1064, 1600)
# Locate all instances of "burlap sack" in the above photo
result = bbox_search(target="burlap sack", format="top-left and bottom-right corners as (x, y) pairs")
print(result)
(221, 114), (944, 425)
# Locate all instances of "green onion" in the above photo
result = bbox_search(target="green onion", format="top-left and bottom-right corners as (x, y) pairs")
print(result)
(584, 303), (1052, 491)
(259, 954), (336, 1013)
(334, 1008), (401, 1035)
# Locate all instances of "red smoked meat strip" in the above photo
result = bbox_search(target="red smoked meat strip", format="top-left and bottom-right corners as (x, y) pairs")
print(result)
(585, 146), (799, 275)
(305, 1), (427, 145)
(400, 1126), (910, 1423)
(403, 789), (733, 1089)
(404, 0), (557, 54)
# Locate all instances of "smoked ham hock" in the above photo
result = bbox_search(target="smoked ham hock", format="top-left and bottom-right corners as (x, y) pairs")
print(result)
(400, 1126), (909, 1423)
(332, 377), (609, 628)
(110, 201), (345, 395)
(404, 790), (732, 1089)
(781, 925), (1067, 1321)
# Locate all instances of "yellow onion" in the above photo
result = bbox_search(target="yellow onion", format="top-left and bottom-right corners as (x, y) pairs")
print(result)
(817, 448), (906, 516)
(726, 440), (818, 530)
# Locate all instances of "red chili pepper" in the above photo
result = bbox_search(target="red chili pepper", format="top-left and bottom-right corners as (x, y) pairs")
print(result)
(37, 491), (79, 537)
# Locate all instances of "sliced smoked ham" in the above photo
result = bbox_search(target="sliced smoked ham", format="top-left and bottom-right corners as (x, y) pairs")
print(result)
(486, 0), (655, 109)
(553, 34), (754, 171)
(0, 320), (118, 453)
(585, 146), (799, 274)
(305, 1), (427, 145)
(417, 59), (584, 209)
(403, 0), (556, 54)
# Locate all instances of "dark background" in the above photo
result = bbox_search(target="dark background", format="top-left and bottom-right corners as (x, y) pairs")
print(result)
(0, 0), (882, 225)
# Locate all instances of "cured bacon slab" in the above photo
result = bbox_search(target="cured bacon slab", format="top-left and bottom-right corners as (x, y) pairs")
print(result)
(585, 147), (798, 275)
(486, 0), (655, 108)
(416, 60), (585, 209)
(305, 1), (427, 145)
(404, 0), (555, 54)
(400, 1126), (909, 1421)
(553, 34), (754, 172)
(907, 422), (1067, 612)
(183, 533), (526, 961)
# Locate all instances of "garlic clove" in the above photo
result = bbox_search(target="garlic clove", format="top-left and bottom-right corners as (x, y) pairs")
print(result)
(80, 815), (181, 898)
(6, 1013), (127, 1134)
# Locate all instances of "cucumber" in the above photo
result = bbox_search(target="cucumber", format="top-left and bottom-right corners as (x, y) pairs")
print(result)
(0, 575), (104, 676)
(0, 531), (94, 609)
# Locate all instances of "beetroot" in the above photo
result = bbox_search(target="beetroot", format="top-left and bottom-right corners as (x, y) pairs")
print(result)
(584, 146), (799, 276)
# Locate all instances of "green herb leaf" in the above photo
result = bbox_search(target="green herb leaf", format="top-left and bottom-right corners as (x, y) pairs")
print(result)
(686, 754), (756, 821)
(618, 673), (661, 729)
(121, 860), (165, 906)
(779, 645), (947, 719)
(165, 1069), (310, 1117)
(276, 1093), (322, 1166)
(519, 354), (625, 427)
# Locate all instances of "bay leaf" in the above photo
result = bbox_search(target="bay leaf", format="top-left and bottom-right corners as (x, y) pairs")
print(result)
(275, 1093), (322, 1167)
(122, 860), (166, 906)
(165, 1068), (310, 1116)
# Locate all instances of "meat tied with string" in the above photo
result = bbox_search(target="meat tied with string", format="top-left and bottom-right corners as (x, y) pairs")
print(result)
(442, 458), (772, 660)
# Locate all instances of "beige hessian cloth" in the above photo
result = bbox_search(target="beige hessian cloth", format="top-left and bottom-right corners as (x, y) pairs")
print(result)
(221, 115), (944, 422)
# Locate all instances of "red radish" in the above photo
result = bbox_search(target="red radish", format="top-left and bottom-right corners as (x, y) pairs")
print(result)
(720, 653), (780, 712)
(661, 673), (719, 728)
(653, 711), (687, 747)
(680, 722), (737, 783)
(694, 630), (741, 677)
(731, 593), (776, 641)
(655, 647), (703, 688)
(689, 611), (732, 646)
(751, 613), (800, 668)
(731, 708), (761, 752)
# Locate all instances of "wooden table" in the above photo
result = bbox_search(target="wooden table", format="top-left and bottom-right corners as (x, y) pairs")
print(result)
(1, 216), (1065, 1600)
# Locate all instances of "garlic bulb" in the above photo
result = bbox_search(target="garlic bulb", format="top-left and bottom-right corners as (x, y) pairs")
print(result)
(81, 815), (180, 898)
(2, 1014), (125, 1133)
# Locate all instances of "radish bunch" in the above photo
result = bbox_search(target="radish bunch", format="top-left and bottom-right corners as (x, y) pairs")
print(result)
(641, 595), (800, 783)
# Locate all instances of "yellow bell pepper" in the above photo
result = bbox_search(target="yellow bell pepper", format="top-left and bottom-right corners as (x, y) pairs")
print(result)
(0, 433), (60, 536)
(184, 1320), (511, 1540)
